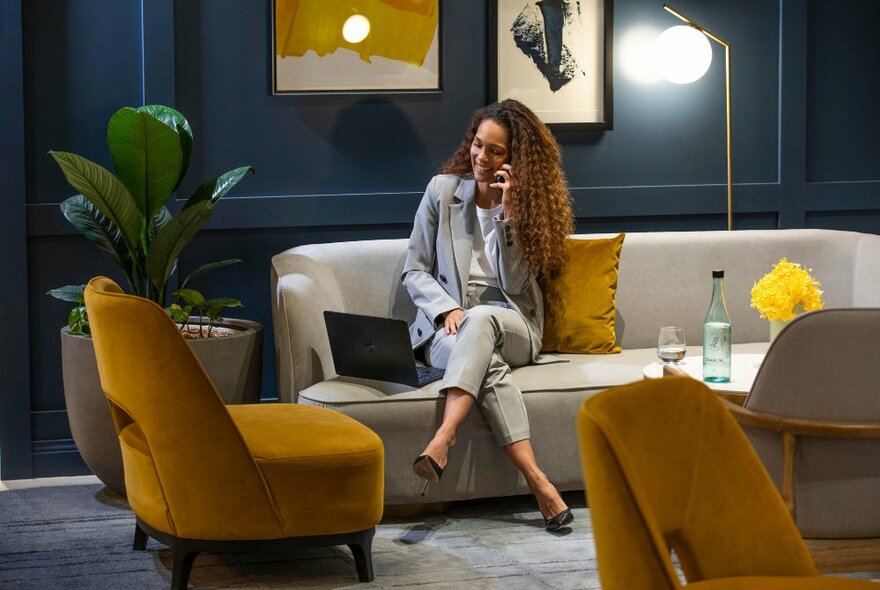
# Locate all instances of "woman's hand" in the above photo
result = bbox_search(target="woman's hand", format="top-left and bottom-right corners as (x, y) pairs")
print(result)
(491, 163), (514, 219)
(443, 308), (464, 335)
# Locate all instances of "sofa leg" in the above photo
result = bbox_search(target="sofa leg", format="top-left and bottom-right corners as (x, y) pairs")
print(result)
(348, 528), (375, 582)
(133, 522), (148, 550)
(170, 547), (198, 590)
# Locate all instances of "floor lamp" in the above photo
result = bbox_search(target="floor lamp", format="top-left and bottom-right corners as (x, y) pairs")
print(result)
(656, 4), (733, 231)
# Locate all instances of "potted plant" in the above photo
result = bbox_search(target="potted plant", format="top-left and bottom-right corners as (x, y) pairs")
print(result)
(48, 105), (262, 496)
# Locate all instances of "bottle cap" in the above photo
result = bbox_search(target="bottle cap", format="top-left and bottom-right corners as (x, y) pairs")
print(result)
(712, 270), (725, 278)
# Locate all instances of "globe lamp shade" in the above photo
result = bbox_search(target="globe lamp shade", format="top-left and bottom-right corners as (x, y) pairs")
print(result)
(654, 25), (712, 84)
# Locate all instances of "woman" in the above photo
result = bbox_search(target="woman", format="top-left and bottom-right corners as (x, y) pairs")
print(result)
(402, 99), (575, 531)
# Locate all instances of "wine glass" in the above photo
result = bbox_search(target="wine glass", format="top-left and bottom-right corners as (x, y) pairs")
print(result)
(657, 326), (687, 365)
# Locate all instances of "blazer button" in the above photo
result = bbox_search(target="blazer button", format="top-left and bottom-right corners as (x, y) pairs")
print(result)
(530, 309), (537, 317)
(439, 274), (447, 283)
(506, 241), (513, 247)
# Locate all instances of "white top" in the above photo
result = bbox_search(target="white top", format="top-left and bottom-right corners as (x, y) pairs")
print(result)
(469, 203), (504, 287)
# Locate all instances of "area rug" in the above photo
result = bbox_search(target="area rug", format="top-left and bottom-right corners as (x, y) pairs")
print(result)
(0, 483), (598, 589)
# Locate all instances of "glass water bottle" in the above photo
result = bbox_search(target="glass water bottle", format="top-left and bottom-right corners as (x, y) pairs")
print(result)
(703, 270), (731, 383)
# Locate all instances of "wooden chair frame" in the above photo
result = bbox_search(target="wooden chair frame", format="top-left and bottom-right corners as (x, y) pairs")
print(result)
(662, 362), (880, 573)
(720, 399), (880, 574)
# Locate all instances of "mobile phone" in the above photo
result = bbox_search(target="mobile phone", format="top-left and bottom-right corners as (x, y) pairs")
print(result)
(494, 174), (504, 184)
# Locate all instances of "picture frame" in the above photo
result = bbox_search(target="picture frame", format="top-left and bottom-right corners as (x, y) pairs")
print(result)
(490, 0), (613, 130)
(272, 0), (442, 94)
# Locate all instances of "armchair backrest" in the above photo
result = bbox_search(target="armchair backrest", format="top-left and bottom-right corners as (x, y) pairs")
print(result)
(744, 308), (880, 538)
(577, 377), (817, 589)
(747, 308), (880, 420)
(84, 277), (282, 539)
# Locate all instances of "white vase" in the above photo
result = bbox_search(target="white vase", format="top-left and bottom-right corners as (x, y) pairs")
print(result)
(769, 318), (790, 342)
(769, 304), (805, 343)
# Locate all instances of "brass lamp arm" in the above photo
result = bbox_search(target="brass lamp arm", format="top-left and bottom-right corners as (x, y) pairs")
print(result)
(662, 3), (733, 231)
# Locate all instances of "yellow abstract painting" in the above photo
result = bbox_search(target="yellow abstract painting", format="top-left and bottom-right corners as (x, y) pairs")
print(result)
(273, 0), (440, 92)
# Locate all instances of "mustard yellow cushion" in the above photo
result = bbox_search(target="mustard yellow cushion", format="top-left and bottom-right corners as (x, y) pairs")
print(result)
(542, 233), (625, 354)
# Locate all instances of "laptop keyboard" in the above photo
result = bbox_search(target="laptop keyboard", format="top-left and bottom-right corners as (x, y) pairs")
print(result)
(416, 365), (445, 386)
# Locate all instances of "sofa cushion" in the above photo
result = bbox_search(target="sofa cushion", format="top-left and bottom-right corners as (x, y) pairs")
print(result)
(542, 233), (625, 354)
(299, 347), (659, 406)
(297, 342), (772, 407)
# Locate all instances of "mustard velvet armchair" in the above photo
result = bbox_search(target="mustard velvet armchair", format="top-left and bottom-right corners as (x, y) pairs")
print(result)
(83, 277), (384, 590)
(576, 376), (876, 589)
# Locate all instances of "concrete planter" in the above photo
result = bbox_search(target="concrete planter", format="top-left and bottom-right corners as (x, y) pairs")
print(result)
(60, 318), (262, 496)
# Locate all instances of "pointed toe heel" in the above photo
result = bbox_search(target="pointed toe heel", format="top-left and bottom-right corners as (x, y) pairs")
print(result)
(545, 507), (574, 532)
(543, 481), (574, 532)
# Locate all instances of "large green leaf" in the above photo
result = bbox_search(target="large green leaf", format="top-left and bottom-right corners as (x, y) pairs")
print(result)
(138, 105), (193, 185)
(179, 258), (241, 291)
(107, 107), (183, 220)
(47, 284), (85, 304)
(60, 194), (131, 271)
(183, 166), (254, 210)
(205, 297), (243, 309)
(152, 206), (173, 231)
(145, 206), (173, 251)
(174, 288), (205, 307)
(145, 201), (214, 298)
(49, 151), (140, 254)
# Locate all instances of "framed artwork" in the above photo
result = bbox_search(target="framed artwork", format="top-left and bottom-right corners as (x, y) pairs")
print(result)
(490, 0), (613, 130)
(272, 0), (442, 94)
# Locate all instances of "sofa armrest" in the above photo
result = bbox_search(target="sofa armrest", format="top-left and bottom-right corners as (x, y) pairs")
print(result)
(271, 251), (346, 402)
(853, 232), (880, 306)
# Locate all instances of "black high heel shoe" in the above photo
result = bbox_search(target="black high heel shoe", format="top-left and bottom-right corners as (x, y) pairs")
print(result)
(545, 507), (574, 532)
(543, 482), (574, 532)
(412, 455), (444, 496)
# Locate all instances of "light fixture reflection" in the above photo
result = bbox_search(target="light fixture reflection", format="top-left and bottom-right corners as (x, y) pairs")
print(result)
(342, 14), (371, 44)
(654, 25), (712, 84)
(619, 25), (664, 85)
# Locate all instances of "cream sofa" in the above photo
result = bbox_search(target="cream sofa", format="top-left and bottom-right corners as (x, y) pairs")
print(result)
(271, 229), (880, 505)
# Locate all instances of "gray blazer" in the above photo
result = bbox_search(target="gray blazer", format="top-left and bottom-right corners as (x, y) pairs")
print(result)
(401, 174), (546, 361)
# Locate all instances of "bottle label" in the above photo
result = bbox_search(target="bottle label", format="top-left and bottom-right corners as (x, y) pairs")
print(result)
(703, 322), (731, 381)
(706, 327), (728, 354)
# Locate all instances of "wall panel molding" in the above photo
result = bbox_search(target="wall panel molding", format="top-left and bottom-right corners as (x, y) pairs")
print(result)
(777, 0), (808, 228)
(27, 183), (787, 236)
(0, 0), (33, 479)
(142, 0), (175, 105)
(805, 180), (880, 211)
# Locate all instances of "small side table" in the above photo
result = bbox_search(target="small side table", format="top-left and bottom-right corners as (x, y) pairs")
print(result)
(643, 353), (766, 405)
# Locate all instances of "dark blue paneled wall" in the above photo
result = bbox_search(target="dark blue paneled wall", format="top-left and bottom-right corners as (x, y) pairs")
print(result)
(3, 0), (879, 479)
(1, 0), (32, 479)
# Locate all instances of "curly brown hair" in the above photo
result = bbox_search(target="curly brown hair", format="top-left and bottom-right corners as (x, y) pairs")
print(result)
(440, 99), (574, 313)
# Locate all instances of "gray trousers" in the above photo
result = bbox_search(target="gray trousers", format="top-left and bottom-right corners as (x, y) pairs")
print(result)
(424, 286), (532, 446)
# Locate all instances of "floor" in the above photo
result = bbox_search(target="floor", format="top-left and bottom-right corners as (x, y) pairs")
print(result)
(1, 474), (101, 491)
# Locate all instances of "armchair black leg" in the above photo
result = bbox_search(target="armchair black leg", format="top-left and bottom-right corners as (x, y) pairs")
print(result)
(133, 522), (148, 550)
(347, 528), (375, 582)
(136, 519), (377, 586)
(170, 547), (199, 590)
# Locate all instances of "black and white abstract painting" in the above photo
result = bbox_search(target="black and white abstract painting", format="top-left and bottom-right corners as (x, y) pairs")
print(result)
(491, 0), (611, 129)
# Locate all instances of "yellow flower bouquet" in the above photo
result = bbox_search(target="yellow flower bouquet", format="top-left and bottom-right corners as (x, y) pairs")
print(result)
(750, 258), (824, 321)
